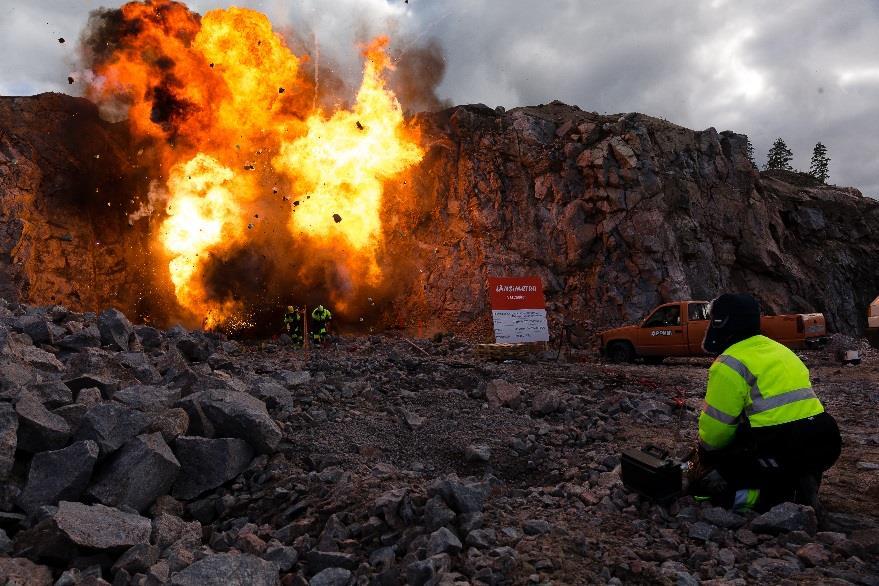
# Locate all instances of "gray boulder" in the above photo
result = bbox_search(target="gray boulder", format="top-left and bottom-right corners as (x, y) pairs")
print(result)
(113, 385), (181, 411)
(17, 440), (99, 514)
(86, 433), (180, 512)
(688, 521), (719, 542)
(12, 315), (54, 345)
(0, 358), (36, 400)
(15, 393), (71, 453)
(310, 567), (352, 586)
(523, 519), (552, 536)
(134, 325), (163, 351)
(406, 554), (451, 586)
(465, 528), (496, 549)
(18, 347), (64, 373)
(427, 527), (462, 556)
(316, 514), (349, 552)
(76, 387), (103, 407)
(169, 552), (279, 586)
(64, 374), (119, 400)
(427, 475), (489, 514)
(174, 333), (215, 363)
(147, 408), (190, 443)
(171, 436), (254, 500)
(29, 380), (73, 408)
(752, 502), (818, 535)
(177, 389), (281, 453)
(306, 550), (358, 572)
(14, 501), (151, 560)
(373, 488), (415, 530)
(263, 543), (298, 572)
(702, 506), (747, 529)
(57, 325), (101, 351)
(0, 331), (63, 372)
(0, 557), (54, 586)
(485, 379), (522, 408)
(119, 352), (163, 384)
(112, 543), (161, 575)
(151, 512), (201, 549)
(74, 402), (151, 456)
(423, 496), (456, 531)
(0, 402), (17, 479)
(98, 308), (134, 351)
(52, 404), (88, 432)
(56, 501), (152, 548)
(531, 390), (562, 415)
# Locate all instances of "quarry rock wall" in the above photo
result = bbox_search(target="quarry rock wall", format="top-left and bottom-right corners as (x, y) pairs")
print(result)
(405, 102), (879, 336)
(2, 95), (879, 336)
(0, 94), (154, 319)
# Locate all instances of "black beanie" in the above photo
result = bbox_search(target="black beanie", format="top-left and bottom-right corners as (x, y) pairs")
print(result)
(702, 293), (761, 354)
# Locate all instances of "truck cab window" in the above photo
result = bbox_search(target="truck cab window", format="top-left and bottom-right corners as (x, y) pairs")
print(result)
(643, 306), (681, 327)
(688, 303), (709, 321)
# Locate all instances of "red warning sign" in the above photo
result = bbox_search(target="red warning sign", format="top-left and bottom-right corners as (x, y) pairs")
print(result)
(488, 277), (549, 343)
(488, 276), (546, 310)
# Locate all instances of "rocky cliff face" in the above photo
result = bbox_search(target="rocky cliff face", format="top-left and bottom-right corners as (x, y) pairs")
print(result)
(0, 94), (155, 319)
(2, 95), (878, 336)
(402, 102), (879, 336)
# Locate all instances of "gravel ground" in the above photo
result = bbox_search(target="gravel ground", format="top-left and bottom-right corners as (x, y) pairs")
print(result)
(223, 333), (879, 584)
(2, 305), (876, 584)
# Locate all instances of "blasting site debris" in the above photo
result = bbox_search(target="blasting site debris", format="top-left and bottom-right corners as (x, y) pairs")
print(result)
(1, 1), (879, 584)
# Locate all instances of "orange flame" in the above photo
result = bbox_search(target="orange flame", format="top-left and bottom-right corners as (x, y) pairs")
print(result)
(274, 38), (423, 282)
(87, 1), (423, 328)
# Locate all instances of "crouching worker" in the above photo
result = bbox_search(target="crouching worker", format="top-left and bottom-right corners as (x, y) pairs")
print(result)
(691, 293), (841, 513)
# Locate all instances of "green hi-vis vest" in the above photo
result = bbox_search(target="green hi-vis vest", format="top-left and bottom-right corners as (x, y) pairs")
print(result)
(698, 335), (824, 450)
(312, 308), (331, 321)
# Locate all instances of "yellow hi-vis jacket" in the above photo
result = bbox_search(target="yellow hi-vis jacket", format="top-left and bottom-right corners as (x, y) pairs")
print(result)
(698, 335), (825, 450)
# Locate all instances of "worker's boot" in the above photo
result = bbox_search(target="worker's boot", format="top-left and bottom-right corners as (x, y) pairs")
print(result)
(688, 469), (728, 504)
(794, 473), (822, 517)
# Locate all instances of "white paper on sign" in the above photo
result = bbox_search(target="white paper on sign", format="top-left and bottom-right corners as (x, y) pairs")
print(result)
(492, 309), (549, 343)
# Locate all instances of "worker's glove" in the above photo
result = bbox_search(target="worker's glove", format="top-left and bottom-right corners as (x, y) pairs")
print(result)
(686, 444), (713, 485)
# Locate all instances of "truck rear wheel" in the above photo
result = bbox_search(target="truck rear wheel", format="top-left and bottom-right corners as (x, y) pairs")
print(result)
(607, 341), (634, 364)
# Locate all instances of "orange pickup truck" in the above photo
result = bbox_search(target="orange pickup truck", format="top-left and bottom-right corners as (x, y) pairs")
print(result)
(599, 300), (828, 363)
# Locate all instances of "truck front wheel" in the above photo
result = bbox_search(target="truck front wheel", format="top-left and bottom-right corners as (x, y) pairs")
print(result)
(606, 341), (634, 364)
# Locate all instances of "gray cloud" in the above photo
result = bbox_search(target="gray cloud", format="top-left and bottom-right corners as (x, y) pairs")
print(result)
(1, 0), (877, 196)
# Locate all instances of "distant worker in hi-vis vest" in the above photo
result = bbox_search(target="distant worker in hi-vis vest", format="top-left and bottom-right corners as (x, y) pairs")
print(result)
(311, 305), (332, 347)
(283, 306), (303, 348)
(692, 293), (841, 513)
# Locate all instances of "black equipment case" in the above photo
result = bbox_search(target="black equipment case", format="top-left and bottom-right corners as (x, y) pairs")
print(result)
(621, 445), (682, 503)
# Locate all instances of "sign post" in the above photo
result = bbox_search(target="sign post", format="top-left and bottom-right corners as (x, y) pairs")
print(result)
(488, 276), (549, 343)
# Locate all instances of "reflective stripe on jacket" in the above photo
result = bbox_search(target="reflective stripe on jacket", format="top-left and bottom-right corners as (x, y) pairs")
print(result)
(698, 335), (824, 450)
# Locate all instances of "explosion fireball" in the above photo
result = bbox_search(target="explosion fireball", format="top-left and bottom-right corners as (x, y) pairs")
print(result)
(84, 0), (424, 330)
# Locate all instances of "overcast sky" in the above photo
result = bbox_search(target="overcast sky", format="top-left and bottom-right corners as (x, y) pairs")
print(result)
(1, 0), (877, 197)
